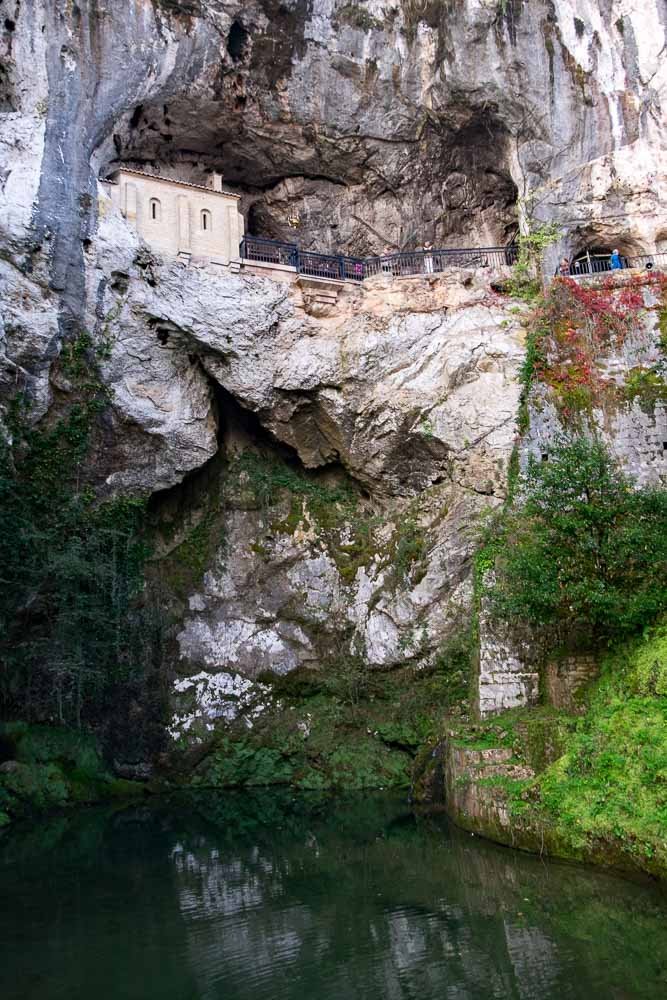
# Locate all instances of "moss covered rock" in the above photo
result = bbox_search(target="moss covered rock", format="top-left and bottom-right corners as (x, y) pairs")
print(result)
(0, 723), (144, 827)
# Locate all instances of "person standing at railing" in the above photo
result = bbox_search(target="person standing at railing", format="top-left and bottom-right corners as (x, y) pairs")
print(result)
(423, 241), (434, 274)
(381, 246), (393, 276)
(559, 257), (570, 276)
(610, 248), (623, 270)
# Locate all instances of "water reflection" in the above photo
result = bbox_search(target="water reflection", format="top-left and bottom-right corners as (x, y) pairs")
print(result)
(0, 792), (665, 1000)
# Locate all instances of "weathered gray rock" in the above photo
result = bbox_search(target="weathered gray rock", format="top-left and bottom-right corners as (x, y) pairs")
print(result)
(1, 0), (667, 741)
(93, 217), (525, 497)
(0, 257), (59, 425)
(2, 0), (665, 341)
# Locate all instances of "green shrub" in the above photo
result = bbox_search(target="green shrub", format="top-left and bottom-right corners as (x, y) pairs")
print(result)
(374, 721), (422, 750)
(0, 722), (145, 823)
(391, 516), (427, 584)
(260, 667), (325, 700)
(623, 366), (667, 406)
(193, 738), (295, 787)
(505, 222), (562, 301)
(322, 655), (372, 708)
(1, 762), (70, 812)
(336, 3), (383, 31)
(628, 623), (667, 696)
(230, 450), (355, 518)
(2, 722), (103, 773)
(491, 438), (667, 643)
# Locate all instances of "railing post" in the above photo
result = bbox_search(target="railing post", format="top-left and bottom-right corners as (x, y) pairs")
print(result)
(338, 256), (345, 280)
(294, 248), (300, 271)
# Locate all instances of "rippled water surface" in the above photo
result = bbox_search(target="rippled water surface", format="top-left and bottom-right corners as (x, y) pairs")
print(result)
(1, 792), (666, 1000)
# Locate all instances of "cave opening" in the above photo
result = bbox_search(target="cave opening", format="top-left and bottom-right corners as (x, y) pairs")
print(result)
(572, 245), (618, 274)
(246, 202), (263, 239)
(129, 104), (144, 129)
(100, 88), (520, 261)
(146, 382), (362, 550)
(227, 20), (249, 62)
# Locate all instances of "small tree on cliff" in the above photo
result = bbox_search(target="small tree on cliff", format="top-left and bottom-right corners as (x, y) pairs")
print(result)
(491, 438), (667, 644)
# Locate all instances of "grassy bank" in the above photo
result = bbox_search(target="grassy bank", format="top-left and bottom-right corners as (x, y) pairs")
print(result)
(528, 627), (667, 874)
(439, 626), (667, 879)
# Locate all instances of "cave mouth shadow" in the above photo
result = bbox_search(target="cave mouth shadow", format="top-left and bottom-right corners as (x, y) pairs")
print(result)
(98, 83), (519, 258)
(227, 20), (249, 62)
(146, 383), (363, 535)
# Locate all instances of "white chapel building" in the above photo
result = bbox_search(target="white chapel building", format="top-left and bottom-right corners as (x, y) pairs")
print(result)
(104, 168), (245, 267)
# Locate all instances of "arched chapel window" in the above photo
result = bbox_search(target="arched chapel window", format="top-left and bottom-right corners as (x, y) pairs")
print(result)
(149, 198), (161, 222)
(201, 209), (212, 232)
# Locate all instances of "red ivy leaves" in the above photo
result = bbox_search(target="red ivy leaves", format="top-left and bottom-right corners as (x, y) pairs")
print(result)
(533, 272), (667, 416)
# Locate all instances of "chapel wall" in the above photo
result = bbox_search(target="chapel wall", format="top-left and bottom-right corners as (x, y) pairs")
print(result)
(108, 170), (244, 264)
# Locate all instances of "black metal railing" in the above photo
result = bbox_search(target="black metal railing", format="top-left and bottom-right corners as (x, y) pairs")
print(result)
(555, 252), (667, 278)
(240, 237), (365, 281)
(555, 255), (629, 277)
(626, 252), (667, 272)
(240, 236), (518, 282)
(242, 236), (667, 286)
(299, 250), (365, 282)
(364, 245), (518, 278)
(240, 236), (299, 268)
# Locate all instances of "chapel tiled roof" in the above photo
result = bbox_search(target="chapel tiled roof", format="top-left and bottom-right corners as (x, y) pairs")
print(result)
(107, 167), (241, 199)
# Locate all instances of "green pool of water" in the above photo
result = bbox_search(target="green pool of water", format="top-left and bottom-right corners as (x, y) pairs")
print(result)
(1, 791), (665, 999)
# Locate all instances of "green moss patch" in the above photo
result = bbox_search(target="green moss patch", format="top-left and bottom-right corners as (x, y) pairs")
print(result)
(0, 723), (144, 827)
(623, 366), (667, 407)
(516, 629), (667, 876)
(186, 648), (471, 793)
(228, 449), (435, 593)
(335, 3), (383, 31)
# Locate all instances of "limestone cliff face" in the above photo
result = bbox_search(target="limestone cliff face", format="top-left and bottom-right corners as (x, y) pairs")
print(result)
(3, 1), (666, 314)
(91, 207), (524, 738)
(1, 0), (666, 742)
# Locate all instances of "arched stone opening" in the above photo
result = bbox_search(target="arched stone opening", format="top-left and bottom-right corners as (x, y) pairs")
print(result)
(560, 223), (647, 276)
(571, 244), (625, 275)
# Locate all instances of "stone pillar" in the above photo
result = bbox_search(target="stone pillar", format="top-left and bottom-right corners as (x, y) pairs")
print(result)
(177, 194), (191, 257)
(123, 182), (138, 229)
(226, 204), (240, 262)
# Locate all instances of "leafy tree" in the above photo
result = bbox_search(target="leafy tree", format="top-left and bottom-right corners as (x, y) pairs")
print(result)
(491, 438), (667, 644)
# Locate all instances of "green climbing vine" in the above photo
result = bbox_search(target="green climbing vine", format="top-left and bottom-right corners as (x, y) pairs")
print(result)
(0, 331), (159, 730)
(507, 221), (562, 301)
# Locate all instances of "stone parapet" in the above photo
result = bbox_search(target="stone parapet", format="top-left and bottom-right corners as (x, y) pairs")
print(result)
(545, 654), (599, 713)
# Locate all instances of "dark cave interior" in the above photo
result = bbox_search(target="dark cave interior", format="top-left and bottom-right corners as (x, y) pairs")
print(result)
(102, 96), (519, 256)
(95, 6), (520, 257)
